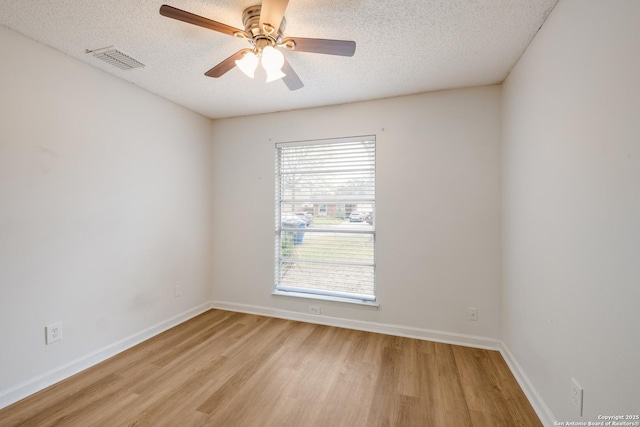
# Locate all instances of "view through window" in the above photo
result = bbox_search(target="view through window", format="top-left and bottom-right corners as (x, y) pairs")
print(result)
(275, 136), (376, 302)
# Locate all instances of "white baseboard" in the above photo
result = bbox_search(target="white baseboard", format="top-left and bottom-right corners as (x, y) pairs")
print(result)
(2, 299), (553, 427)
(499, 343), (556, 427)
(0, 302), (212, 410)
(210, 300), (502, 351)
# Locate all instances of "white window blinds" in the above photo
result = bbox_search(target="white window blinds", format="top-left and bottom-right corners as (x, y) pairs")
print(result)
(275, 136), (376, 302)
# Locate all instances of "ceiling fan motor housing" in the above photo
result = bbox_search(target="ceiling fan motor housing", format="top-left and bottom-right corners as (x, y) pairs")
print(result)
(242, 5), (286, 46)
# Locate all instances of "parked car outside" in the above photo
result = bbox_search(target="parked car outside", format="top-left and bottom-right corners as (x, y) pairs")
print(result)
(365, 212), (374, 225)
(294, 212), (313, 226)
(349, 211), (364, 222)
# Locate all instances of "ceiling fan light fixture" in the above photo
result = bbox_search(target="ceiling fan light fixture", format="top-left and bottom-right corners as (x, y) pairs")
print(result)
(235, 51), (259, 78)
(265, 68), (286, 82)
(261, 46), (284, 72)
(261, 46), (286, 82)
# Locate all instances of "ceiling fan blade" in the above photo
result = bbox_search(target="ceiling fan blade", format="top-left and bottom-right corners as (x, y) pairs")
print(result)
(205, 49), (252, 78)
(259, 0), (289, 35)
(160, 5), (242, 37)
(281, 59), (304, 91)
(282, 37), (356, 57)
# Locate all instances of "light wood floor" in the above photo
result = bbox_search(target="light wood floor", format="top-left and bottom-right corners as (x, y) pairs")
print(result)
(0, 309), (541, 426)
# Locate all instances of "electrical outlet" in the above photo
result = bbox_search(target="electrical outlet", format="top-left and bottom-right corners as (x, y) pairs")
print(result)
(174, 284), (182, 297)
(45, 322), (62, 345)
(467, 307), (478, 321)
(571, 378), (583, 416)
(309, 305), (321, 315)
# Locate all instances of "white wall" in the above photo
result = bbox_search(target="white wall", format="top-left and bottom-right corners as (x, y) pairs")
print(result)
(210, 86), (502, 340)
(0, 26), (213, 403)
(502, 0), (640, 422)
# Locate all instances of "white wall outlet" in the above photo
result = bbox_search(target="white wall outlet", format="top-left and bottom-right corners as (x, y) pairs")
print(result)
(174, 284), (182, 297)
(467, 307), (478, 321)
(45, 322), (62, 345)
(571, 378), (583, 416)
(309, 305), (321, 315)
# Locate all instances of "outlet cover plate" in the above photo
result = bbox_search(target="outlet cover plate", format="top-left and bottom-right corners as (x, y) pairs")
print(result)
(45, 322), (62, 345)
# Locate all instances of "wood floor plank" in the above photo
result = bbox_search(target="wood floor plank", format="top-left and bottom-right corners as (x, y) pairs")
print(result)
(0, 309), (542, 426)
(487, 350), (543, 426)
(315, 330), (377, 427)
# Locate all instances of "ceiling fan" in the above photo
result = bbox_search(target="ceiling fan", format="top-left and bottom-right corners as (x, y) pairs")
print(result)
(159, 0), (356, 91)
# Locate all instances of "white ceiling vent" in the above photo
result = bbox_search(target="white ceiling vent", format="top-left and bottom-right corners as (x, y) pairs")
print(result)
(86, 46), (144, 70)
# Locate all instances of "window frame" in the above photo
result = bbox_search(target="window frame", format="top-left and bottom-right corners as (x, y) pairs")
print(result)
(274, 135), (377, 305)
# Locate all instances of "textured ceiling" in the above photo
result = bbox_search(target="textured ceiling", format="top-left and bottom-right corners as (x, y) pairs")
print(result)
(0, 0), (557, 119)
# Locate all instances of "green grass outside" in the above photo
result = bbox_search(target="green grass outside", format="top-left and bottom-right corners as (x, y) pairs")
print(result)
(291, 232), (373, 264)
(310, 216), (345, 225)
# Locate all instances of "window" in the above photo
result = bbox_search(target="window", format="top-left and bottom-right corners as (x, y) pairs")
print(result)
(275, 136), (376, 302)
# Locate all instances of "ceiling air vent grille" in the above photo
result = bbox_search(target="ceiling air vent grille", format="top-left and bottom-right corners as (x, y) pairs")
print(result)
(86, 46), (144, 70)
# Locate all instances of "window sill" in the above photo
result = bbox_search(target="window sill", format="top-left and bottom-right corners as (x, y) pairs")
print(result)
(272, 290), (380, 309)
